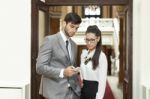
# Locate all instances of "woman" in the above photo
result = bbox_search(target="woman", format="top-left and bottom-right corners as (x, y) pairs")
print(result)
(80, 25), (108, 99)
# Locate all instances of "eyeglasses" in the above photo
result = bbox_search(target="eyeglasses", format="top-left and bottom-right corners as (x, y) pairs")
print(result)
(84, 38), (97, 44)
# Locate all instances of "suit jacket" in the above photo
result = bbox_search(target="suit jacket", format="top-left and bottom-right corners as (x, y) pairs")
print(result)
(36, 33), (80, 99)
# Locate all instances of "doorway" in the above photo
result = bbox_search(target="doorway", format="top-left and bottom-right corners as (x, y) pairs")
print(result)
(31, 0), (132, 99)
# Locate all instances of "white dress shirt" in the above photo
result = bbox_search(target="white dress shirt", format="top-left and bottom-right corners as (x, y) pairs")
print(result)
(60, 31), (72, 58)
(59, 31), (72, 78)
(80, 49), (108, 99)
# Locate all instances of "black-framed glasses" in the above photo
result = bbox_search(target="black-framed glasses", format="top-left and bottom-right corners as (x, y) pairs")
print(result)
(84, 38), (97, 44)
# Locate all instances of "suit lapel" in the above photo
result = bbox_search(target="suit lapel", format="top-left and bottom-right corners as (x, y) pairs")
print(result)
(70, 40), (75, 64)
(56, 33), (71, 63)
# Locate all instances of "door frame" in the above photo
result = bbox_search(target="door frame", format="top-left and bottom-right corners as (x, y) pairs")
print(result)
(31, 0), (132, 99)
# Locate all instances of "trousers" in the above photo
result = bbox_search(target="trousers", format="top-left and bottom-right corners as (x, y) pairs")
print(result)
(45, 87), (78, 99)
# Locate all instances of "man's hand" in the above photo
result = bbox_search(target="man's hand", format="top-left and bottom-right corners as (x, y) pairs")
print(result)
(63, 66), (78, 77)
(73, 67), (80, 72)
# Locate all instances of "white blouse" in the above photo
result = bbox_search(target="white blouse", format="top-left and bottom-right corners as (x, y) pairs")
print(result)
(80, 49), (108, 99)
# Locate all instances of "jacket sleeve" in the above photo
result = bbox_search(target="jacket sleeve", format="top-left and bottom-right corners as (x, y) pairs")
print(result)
(36, 36), (61, 79)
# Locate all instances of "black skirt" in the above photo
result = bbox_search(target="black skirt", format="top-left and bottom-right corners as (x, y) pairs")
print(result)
(80, 80), (99, 99)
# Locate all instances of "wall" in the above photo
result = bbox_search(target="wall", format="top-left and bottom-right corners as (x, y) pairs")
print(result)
(0, 0), (31, 95)
(133, 0), (150, 99)
(39, 10), (45, 47)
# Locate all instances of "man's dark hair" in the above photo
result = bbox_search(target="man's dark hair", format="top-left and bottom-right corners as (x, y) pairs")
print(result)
(64, 12), (82, 24)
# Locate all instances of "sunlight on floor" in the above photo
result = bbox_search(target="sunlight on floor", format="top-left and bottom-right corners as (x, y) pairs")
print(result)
(107, 75), (123, 99)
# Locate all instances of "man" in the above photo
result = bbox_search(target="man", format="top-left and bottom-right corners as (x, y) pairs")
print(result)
(36, 12), (82, 99)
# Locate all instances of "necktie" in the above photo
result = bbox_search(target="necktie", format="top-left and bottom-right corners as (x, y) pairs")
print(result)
(66, 40), (69, 56)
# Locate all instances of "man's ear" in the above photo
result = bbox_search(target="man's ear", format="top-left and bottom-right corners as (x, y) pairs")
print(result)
(63, 21), (66, 27)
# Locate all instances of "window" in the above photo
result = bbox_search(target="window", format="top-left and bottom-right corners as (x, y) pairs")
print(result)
(82, 5), (102, 18)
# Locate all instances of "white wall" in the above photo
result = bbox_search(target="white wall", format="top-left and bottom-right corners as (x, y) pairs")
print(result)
(0, 0), (30, 85)
(133, 0), (150, 99)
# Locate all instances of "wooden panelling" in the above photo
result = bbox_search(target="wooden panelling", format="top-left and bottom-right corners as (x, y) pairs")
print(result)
(123, 77), (129, 99)
(49, 17), (60, 35)
(76, 45), (87, 66)
(45, 0), (128, 5)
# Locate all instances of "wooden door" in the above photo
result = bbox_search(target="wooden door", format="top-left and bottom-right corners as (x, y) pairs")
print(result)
(31, 0), (132, 99)
(49, 17), (60, 35)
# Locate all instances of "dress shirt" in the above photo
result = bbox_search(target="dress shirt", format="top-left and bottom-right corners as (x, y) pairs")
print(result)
(80, 49), (108, 99)
(59, 31), (71, 78)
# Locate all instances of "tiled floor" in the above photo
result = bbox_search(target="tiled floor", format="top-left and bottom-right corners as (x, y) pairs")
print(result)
(107, 75), (123, 99)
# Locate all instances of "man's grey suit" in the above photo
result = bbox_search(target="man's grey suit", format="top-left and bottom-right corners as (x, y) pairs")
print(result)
(36, 33), (80, 99)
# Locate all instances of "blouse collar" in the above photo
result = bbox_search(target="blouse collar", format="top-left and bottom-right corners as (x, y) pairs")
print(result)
(86, 49), (96, 59)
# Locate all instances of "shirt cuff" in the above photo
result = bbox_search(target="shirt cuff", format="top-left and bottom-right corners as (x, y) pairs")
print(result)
(59, 69), (64, 78)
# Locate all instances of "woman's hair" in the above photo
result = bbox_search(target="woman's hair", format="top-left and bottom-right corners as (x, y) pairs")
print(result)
(85, 25), (102, 70)
(64, 12), (82, 24)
